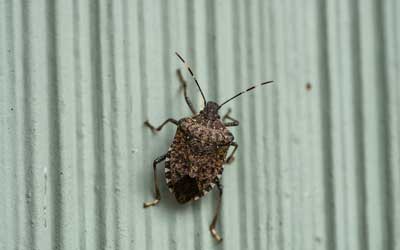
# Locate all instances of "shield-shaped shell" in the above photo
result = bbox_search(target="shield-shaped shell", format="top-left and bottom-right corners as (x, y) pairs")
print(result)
(165, 115), (234, 203)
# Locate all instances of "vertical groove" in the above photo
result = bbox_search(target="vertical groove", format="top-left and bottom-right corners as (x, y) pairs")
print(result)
(244, 1), (261, 249)
(257, 0), (272, 248)
(72, 0), (86, 249)
(349, 0), (369, 249)
(107, 1), (121, 250)
(267, 1), (283, 249)
(290, 0), (304, 249)
(121, 0), (135, 249)
(316, 0), (336, 249)
(104, 2), (123, 249)
(270, 0), (285, 248)
(46, 0), (64, 249)
(205, 0), (218, 101)
(186, 0), (196, 84)
(231, 0), (248, 249)
(257, 0), (269, 248)
(374, 1), (392, 249)
(89, 1), (107, 249)
(267, 1), (280, 249)
(393, 0), (400, 247)
(336, 1), (350, 248)
(136, 0), (151, 249)
(21, 0), (35, 248)
(5, 0), (19, 248)
(0, 2), (10, 249)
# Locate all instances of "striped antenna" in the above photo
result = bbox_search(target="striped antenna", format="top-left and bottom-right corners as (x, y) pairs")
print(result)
(218, 81), (274, 109)
(175, 52), (207, 107)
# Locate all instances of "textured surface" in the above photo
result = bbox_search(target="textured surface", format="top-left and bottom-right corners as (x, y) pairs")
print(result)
(0, 0), (399, 250)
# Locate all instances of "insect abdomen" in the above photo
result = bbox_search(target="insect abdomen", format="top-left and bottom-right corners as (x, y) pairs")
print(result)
(165, 128), (228, 203)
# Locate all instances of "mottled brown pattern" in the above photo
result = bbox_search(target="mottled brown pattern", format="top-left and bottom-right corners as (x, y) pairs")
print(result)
(165, 113), (232, 203)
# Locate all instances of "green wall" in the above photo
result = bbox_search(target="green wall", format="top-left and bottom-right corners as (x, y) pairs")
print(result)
(0, 0), (399, 249)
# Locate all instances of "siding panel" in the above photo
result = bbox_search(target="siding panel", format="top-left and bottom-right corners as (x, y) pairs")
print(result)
(0, 0), (399, 250)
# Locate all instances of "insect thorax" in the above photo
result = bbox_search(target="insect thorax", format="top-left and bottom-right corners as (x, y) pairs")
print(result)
(179, 115), (234, 146)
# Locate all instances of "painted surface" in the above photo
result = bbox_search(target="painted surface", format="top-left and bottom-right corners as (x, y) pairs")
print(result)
(0, 0), (399, 249)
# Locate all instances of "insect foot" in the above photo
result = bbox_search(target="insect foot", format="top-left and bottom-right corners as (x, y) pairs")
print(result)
(209, 182), (223, 242)
(210, 228), (222, 242)
(143, 120), (158, 133)
(224, 142), (238, 164)
(143, 198), (160, 208)
(225, 155), (235, 164)
(143, 154), (167, 208)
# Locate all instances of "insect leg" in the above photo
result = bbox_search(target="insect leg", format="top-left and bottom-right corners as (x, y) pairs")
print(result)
(209, 180), (223, 242)
(177, 69), (197, 114)
(144, 119), (178, 133)
(143, 154), (167, 208)
(222, 108), (239, 127)
(225, 141), (238, 164)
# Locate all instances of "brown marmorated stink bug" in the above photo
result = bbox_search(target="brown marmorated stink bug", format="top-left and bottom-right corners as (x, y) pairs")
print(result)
(143, 52), (274, 242)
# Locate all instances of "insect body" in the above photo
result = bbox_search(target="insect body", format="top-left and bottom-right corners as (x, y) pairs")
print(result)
(166, 103), (234, 204)
(143, 52), (273, 242)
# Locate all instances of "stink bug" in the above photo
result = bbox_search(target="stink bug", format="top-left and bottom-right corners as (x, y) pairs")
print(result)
(143, 52), (274, 242)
